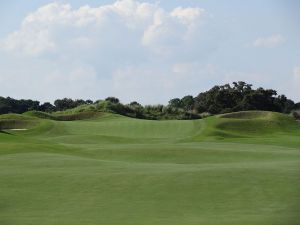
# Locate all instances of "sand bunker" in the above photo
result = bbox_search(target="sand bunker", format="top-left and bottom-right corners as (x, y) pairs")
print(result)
(9, 129), (28, 131)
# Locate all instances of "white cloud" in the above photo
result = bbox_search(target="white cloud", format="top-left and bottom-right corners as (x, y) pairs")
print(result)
(1, 29), (56, 56)
(171, 7), (205, 25)
(142, 7), (205, 55)
(252, 34), (285, 48)
(0, 1), (298, 104)
(1, 0), (247, 104)
(0, 0), (214, 103)
(0, 0), (206, 57)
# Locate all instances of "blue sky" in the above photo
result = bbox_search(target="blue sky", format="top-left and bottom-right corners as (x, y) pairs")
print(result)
(0, 0), (299, 104)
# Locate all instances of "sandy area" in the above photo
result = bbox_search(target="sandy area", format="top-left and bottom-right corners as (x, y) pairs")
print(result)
(8, 129), (28, 131)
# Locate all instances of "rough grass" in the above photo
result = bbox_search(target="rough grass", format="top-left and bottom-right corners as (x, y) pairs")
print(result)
(0, 111), (299, 225)
(195, 111), (300, 140)
(0, 114), (38, 130)
(24, 110), (102, 121)
(219, 110), (273, 119)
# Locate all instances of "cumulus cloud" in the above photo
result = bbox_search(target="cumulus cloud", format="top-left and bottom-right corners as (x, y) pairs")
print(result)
(252, 34), (285, 48)
(2, 29), (56, 56)
(0, 0), (206, 57)
(141, 7), (205, 56)
(0, 0), (214, 103)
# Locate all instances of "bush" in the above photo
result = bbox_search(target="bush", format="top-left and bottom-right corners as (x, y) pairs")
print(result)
(292, 111), (300, 120)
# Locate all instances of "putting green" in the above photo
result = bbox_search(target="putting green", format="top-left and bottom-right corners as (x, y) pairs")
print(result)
(0, 111), (299, 225)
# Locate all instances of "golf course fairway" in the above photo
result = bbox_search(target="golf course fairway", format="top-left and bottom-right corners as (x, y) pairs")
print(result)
(0, 111), (299, 225)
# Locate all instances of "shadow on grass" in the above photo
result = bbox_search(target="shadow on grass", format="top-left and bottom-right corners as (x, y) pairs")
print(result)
(0, 130), (13, 135)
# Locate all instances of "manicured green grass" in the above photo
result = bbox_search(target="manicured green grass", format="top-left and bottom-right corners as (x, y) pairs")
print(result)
(0, 111), (300, 225)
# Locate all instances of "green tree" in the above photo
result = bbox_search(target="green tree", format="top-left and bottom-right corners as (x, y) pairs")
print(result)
(39, 102), (56, 112)
(181, 95), (194, 111)
(168, 98), (182, 108)
(105, 97), (120, 104)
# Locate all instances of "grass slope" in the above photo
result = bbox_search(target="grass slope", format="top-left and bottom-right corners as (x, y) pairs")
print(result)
(0, 111), (299, 225)
(24, 110), (101, 121)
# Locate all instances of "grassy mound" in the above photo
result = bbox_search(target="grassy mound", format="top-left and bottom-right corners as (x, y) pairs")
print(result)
(54, 111), (101, 121)
(218, 111), (299, 134)
(11, 110), (300, 139)
(194, 111), (300, 140)
(0, 114), (38, 130)
(219, 111), (273, 119)
(24, 110), (102, 121)
(24, 111), (57, 120)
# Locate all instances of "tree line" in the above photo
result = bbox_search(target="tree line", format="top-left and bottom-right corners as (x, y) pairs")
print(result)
(176, 81), (297, 114)
(0, 97), (94, 114)
(0, 82), (299, 119)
